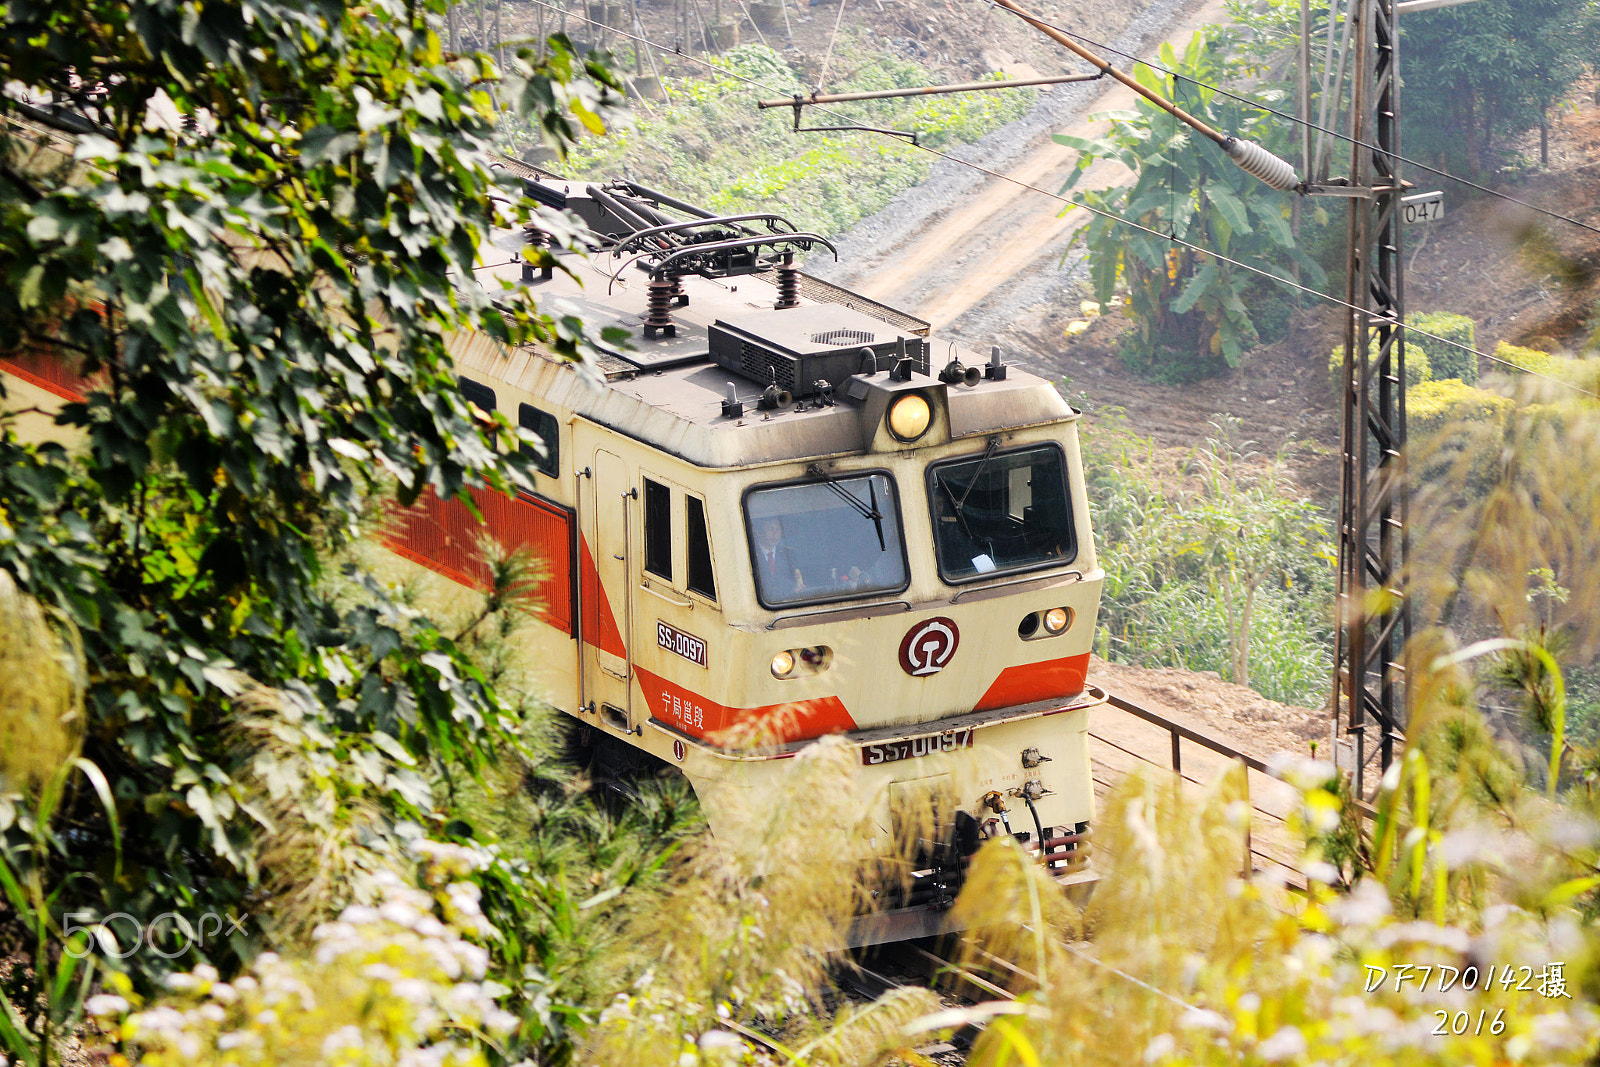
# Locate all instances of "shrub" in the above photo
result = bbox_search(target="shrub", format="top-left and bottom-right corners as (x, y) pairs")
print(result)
(1495, 341), (1563, 378)
(1411, 311), (1478, 382)
(1408, 378), (1512, 437)
(1085, 417), (1335, 706)
(1494, 344), (1600, 395)
(108, 855), (518, 1067)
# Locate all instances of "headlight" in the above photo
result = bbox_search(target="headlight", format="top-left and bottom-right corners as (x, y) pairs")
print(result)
(771, 646), (830, 679)
(1043, 607), (1070, 634)
(886, 393), (932, 442)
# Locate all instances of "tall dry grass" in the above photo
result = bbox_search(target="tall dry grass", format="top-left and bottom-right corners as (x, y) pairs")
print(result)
(0, 569), (84, 797)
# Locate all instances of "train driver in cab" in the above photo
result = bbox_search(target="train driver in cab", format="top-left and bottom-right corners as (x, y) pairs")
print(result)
(754, 516), (805, 597)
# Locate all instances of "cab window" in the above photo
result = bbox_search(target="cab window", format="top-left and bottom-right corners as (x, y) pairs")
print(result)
(643, 478), (672, 580)
(686, 495), (717, 601)
(744, 472), (908, 609)
(928, 444), (1076, 582)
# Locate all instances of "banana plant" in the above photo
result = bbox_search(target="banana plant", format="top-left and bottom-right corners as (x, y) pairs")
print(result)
(1055, 31), (1323, 376)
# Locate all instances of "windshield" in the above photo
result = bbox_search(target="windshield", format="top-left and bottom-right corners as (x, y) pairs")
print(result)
(929, 444), (1076, 582)
(745, 472), (908, 608)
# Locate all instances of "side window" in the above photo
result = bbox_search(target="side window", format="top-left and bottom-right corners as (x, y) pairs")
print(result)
(685, 495), (716, 601)
(457, 376), (497, 417)
(518, 403), (560, 479)
(643, 478), (672, 580)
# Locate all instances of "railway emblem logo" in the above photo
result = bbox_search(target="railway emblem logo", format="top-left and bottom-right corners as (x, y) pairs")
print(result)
(899, 617), (960, 677)
(672, 739), (686, 763)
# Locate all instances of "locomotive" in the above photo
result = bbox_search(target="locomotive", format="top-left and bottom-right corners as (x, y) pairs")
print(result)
(401, 171), (1107, 943)
(0, 169), (1108, 944)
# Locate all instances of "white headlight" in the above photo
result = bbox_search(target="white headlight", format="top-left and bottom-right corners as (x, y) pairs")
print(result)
(886, 393), (932, 442)
(771, 650), (796, 678)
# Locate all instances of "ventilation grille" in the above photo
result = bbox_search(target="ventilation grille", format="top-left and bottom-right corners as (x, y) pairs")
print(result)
(810, 328), (875, 346)
(740, 341), (795, 390)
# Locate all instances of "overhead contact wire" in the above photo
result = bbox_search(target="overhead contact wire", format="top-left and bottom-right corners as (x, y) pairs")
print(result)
(977, 0), (1600, 239)
(511, 0), (1598, 399)
(897, 138), (1600, 398)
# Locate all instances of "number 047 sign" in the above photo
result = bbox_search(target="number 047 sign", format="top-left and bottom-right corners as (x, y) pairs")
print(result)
(1402, 191), (1444, 224)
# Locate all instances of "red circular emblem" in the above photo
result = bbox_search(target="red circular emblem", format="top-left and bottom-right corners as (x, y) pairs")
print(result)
(672, 739), (686, 762)
(899, 617), (961, 677)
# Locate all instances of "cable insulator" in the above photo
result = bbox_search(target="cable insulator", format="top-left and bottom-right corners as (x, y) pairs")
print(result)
(643, 276), (677, 338)
(1223, 136), (1300, 191)
(774, 252), (800, 309)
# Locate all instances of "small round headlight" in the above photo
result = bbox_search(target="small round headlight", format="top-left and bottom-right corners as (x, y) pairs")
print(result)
(771, 650), (796, 678)
(1043, 607), (1070, 634)
(886, 393), (932, 442)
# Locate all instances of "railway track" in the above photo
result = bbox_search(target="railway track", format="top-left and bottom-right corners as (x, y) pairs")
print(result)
(835, 929), (1211, 1064)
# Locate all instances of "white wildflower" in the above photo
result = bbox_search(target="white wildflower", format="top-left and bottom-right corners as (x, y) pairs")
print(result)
(1143, 1033), (1176, 1062)
(1257, 1026), (1306, 1062)
(1267, 753), (1337, 790)
(84, 994), (129, 1017)
(1328, 879), (1391, 928)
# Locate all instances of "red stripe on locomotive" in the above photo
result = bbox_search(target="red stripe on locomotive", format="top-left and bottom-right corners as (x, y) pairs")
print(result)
(974, 651), (1091, 711)
(577, 532), (627, 658)
(636, 665), (859, 745)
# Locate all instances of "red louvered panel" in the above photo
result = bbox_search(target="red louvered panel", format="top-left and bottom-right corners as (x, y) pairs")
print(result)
(479, 490), (575, 636)
(384, 488), (575, 636)
(0, 350), (99, 401)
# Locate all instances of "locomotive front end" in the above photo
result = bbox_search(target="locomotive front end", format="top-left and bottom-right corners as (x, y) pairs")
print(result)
(641, 322), (1105, 943)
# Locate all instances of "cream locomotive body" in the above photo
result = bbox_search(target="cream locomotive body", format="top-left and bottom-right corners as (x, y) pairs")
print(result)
(399, 175), (1107, 941)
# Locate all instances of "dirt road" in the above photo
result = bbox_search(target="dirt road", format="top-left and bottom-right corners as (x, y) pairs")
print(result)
(822, 0), (1228, 337)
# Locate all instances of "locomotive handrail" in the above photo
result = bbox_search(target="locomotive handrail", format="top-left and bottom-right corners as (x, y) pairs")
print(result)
(640, 580), (694, 609)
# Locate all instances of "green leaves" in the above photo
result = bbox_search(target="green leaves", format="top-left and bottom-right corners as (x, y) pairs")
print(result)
(1056, 26), (1305, 379)
(0, 0), (629, 1034)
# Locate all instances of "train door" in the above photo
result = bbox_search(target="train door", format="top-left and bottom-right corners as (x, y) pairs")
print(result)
(584, 443), (635, 731)
(635, 473), (718, 740)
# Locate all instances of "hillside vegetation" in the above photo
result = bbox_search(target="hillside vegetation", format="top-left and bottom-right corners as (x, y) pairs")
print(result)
(520, 42), (1032, 237)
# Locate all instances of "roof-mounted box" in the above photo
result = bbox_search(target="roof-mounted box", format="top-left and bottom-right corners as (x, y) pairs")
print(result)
(708, 306), (927, 399)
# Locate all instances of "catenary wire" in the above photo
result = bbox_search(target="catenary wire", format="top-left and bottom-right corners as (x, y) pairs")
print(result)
(978, 0), (1600, 240)
(898, 137), (1599, 397)
(511, 0), (1599, 399)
